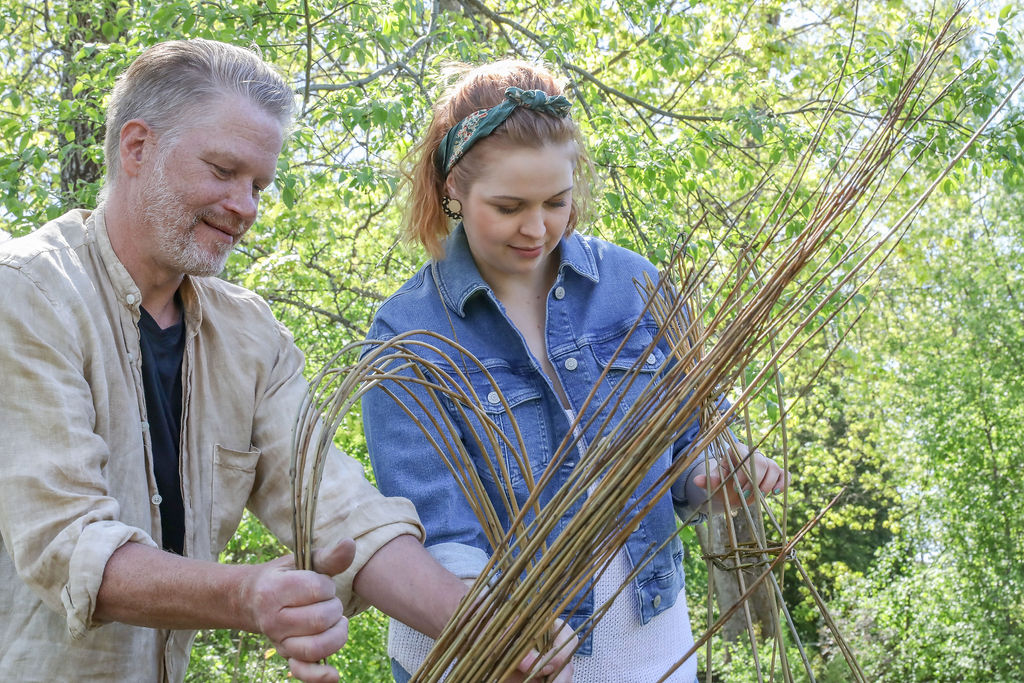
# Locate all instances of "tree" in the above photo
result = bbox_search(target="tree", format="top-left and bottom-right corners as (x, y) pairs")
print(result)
(824, 179), (1024, 682)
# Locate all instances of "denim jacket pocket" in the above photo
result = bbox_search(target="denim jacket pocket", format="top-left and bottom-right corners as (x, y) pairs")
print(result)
(210, 444), (260, 553)
(588, 325), (666, 413)
(444, 361), (549, 496)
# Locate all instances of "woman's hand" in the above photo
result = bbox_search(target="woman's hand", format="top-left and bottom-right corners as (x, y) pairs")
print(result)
(692, 441), (790, 511)
(509, 617), (576, 682)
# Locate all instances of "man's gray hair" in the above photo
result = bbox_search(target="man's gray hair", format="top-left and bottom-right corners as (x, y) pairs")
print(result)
(102, 38), (295, 190)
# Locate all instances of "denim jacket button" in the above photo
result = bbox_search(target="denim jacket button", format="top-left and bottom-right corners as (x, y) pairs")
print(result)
(646, 353), (657, 365)
(486, 391), (500, 404)
(564, 357), (578, 371)
(652, 594), (662, 608)
(554, 286), (565, 300)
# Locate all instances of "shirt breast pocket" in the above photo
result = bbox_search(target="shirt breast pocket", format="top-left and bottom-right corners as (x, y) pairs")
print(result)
(210, 444), (260, 554)
(445, 362), (549, 499)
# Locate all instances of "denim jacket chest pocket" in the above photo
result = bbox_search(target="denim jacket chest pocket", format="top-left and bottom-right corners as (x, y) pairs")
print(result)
(441, 360), (550, 500)
(584, 325), (667, 429)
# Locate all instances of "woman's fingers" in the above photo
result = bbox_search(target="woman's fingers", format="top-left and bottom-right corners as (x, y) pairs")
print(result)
(710, 443), (792, 502)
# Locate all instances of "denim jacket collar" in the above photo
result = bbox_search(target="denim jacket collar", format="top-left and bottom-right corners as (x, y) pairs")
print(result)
(433, 223), (600, 317)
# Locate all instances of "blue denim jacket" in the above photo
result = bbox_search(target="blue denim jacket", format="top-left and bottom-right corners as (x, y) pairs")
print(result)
(363, 226), (706, 655)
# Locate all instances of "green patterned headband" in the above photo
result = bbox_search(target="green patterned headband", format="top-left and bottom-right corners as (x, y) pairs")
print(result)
(434, 86), (572, 178)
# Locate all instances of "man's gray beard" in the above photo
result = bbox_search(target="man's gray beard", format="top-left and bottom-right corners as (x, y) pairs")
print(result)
(141, 164), (233, 278)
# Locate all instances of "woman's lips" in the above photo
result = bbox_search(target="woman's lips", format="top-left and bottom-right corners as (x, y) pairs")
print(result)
(510, 244), (543, 258)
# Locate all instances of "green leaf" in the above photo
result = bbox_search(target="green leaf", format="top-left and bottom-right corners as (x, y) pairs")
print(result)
(748, 121), (764, 144)
(371, 105), (388, 126)
(692, 146), (708, 168)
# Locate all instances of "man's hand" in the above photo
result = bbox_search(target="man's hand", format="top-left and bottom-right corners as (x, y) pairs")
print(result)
(243, 539), (357, 683)
(96, 538), (360, 683)
(693, 441), (790, 511)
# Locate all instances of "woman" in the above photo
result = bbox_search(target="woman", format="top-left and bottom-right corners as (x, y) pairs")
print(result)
(362, 60), (789, 682)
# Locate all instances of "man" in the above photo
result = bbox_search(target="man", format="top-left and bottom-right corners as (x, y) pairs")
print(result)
(0, 39), (571, 683)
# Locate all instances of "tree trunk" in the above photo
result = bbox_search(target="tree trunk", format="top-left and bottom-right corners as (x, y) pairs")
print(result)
(57, 3), (124, 205)
(696, 508), (777, 646)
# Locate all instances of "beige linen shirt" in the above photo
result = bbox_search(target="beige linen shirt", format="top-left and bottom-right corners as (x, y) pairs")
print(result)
(0, 207), (423, 682)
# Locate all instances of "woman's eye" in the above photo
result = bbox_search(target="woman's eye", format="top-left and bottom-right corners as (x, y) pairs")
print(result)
(547, 200), (568, 208)
(495, 205), (519, 215)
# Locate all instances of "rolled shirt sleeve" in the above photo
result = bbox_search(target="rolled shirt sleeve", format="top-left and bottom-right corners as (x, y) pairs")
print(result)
(63, 521), (158, 637)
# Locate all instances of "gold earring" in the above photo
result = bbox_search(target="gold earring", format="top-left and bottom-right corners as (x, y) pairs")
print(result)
(441, 196), (463, 220)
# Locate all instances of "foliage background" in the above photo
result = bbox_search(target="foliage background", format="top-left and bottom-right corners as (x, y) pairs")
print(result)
(2, 0), (1022, 680)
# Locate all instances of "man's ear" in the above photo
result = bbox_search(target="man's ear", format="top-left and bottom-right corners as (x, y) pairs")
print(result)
(119, 119), (155, 178)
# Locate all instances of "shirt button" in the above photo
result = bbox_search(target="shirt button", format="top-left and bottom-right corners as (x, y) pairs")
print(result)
(125, 293), (138, 305)
(141, 421), (149, 431)
(646, 353), (657, 365)
(554, 286), (565, 300)
(652, 594), (662, 608)
(151, 494), (163, 506)
(564, 357), (578, 371)
(487, 391), (500, 404)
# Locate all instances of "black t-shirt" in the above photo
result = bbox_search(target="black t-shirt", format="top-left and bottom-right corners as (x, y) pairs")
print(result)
(138, 304), (186, 555)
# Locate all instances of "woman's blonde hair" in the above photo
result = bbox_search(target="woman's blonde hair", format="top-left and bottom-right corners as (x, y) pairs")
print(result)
(404, 60), (592, 260)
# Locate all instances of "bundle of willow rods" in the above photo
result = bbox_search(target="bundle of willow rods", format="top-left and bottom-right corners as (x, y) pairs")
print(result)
(290, 3), (1023, 681)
